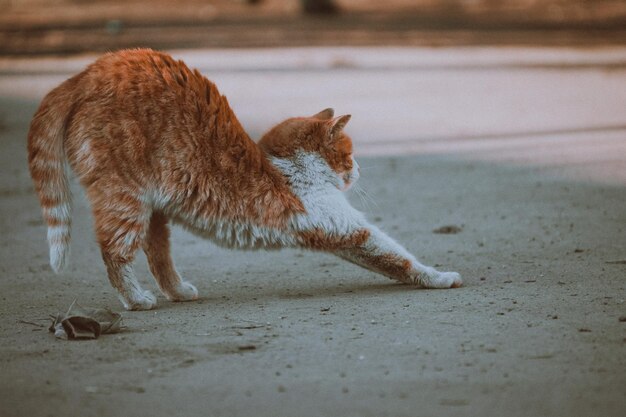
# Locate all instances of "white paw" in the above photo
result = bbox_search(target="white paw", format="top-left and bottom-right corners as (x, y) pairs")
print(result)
(421, 271), (462, 289)
(166, 281), (198, 302)
(120, 290), (157, 311)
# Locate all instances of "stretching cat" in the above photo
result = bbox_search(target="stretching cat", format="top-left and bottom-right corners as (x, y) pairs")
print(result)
(28, 49), (461, 311)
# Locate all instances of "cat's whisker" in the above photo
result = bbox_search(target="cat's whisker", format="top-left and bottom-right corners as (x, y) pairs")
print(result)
(352, 188), (370, 212)
(350, 184), (379, 214)
(354, 187), (371, 211)
(356, 185), (379, 212)
(355, 163), (383, 169)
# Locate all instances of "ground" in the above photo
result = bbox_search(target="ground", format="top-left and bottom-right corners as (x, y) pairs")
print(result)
(0, 47), (625, 417)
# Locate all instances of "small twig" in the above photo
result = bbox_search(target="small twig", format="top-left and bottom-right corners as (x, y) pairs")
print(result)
(232, 324), (265, 330)
(18, 319), (46, 328)
(66, 299), (77, 316)
(237, 318), (265, 324)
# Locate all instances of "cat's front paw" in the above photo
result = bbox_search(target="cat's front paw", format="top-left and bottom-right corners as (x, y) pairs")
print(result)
(165, 281), (198, 302)
(120, 289), (157, 311)
(420, 270), (462, 289)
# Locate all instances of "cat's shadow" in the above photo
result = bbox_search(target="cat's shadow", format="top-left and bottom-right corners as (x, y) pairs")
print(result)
(154, 281), (426, 311)
(275, 281), (411, 300)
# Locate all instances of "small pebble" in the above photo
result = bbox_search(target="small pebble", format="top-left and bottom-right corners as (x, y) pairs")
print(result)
(238, 345), (256, 351)
(433, 225), (462, 234)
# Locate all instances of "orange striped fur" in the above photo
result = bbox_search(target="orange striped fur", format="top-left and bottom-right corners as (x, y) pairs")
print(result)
(28, 49), (461, 310)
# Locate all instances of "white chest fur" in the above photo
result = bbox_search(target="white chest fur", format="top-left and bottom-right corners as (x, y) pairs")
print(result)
(271, 152), (366, 236)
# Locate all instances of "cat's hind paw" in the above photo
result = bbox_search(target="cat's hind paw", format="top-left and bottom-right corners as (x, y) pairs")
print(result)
(421, 271), (462, 289)
(120, 289), (157, 311)
(165, 281), (198, 302)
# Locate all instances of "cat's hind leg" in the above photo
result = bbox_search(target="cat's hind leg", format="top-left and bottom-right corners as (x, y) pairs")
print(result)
(102, 258), (157, 310)
(92, 190), (157, 310)
(143, 211), (198, 302)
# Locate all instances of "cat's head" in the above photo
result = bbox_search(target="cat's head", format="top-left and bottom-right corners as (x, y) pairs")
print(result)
(259, 108), (360, 191)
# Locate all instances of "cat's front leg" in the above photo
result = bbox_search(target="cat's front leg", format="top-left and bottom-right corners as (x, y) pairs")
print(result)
(340, 225), (462, 288)
(299, 225), (462, 288)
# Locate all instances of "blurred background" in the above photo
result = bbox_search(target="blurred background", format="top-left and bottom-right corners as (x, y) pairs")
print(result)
(1, 0), (626, 55)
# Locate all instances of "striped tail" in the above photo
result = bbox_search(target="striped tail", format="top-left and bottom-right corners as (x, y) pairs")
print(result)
(27, 80), (77, 273)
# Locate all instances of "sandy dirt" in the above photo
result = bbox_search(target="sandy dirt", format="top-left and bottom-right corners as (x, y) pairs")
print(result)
(0, 47), (625, 417)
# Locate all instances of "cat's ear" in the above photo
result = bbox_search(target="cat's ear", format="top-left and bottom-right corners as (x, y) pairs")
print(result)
(312, 108), (334, 120)
(329, 114), (351, 138)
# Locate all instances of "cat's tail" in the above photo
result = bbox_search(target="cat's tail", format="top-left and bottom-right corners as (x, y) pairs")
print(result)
(27, 78), (80, 273)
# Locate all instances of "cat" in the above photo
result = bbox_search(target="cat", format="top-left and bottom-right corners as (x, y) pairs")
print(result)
(27, 49), (462, 311)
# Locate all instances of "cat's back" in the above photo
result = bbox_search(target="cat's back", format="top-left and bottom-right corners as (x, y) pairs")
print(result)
(80, 49), (209, 105)
(66, 49), (234, 154)
(60, 50), (239, 188)
(62, 50), (280, 211)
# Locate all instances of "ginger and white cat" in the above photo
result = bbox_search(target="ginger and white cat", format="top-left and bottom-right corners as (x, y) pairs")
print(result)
(28, 49), (461, 311)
